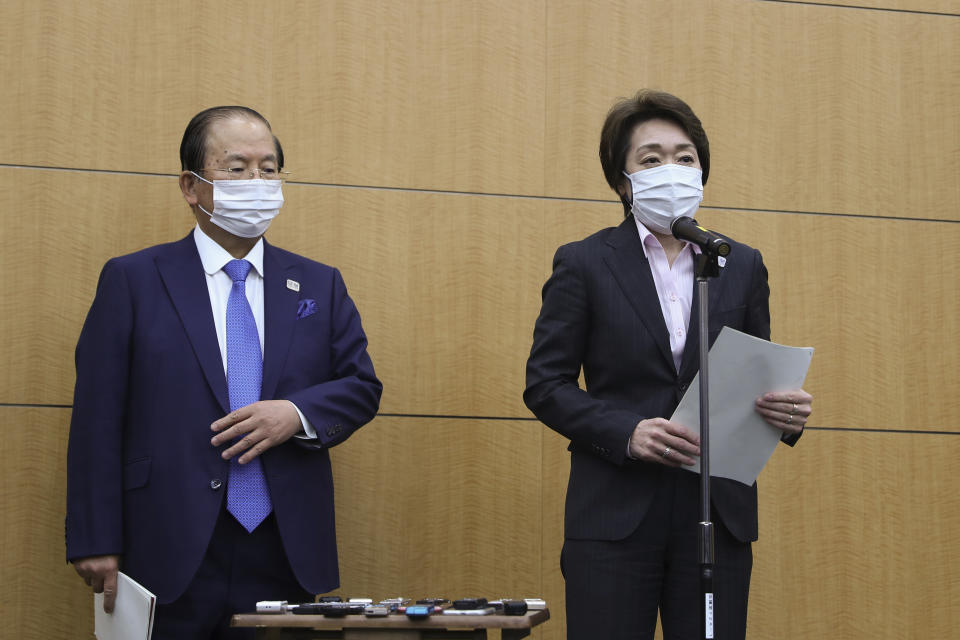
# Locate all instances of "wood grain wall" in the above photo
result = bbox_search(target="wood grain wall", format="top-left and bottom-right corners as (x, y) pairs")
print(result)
(1, 1), (957, 638)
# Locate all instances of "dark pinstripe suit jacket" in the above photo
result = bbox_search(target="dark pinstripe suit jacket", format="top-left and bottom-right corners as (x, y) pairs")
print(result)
(524, 217), (794, 543)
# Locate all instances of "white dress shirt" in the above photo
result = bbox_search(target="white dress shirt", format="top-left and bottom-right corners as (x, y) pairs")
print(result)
(633, 218), (699, 373)
(193, 225), (316, 439)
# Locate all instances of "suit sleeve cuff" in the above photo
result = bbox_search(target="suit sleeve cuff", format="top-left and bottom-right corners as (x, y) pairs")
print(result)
(780, 427), (802, 447)
(288, 401), (318, 440)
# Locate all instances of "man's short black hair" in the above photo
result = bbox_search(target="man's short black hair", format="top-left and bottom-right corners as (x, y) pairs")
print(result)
(179, 106), (284, 172)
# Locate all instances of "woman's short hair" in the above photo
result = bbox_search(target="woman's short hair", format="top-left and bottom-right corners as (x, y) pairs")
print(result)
(599, 90), (710, 215)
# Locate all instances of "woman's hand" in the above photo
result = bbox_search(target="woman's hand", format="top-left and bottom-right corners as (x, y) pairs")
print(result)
(629, 418), (701, 466)
(755, 389), (813, 434)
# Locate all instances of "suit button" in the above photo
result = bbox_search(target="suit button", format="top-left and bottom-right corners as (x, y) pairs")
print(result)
(679, 383), (689, 392)
(210, 479), (222, 490)
(326, 425), (343, 437)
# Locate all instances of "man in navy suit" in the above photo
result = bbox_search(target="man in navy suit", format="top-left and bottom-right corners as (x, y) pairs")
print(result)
(524, 90), (812, 639)
(66, 106), (382, 638)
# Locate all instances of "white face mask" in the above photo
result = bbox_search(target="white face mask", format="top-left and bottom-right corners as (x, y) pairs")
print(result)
(623, 164), (703, 234)
(192, 172), (284, 238)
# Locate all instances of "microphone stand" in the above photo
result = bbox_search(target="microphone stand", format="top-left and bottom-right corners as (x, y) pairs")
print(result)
(695, 250), (723, 640)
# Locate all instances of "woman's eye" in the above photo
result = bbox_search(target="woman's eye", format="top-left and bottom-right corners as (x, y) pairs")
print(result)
(642, 157), (660, 165)
(678, 155), (695, 163)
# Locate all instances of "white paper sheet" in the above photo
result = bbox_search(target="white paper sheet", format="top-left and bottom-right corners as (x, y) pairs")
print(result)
(94, 571), (156, 640)
(670, 326), (813, 486)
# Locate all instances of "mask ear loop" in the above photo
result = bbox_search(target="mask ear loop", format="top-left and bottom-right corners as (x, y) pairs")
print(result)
(191, 171), (213, 185)
(620, 171), (635, 216)
(189, 171), (216, 218)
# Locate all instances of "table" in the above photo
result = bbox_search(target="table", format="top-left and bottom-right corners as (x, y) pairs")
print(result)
(231, 608), (550, 639)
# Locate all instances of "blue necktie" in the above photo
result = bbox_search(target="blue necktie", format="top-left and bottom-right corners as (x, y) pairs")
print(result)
(223, 259), (272, 532)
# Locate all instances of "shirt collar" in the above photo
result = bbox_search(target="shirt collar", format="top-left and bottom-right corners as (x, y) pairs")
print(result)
(192, 225), (265, 278)
(632, 216), (700, 260)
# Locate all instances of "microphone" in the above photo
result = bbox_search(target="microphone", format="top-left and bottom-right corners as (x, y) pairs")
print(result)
(671, 217), (731, 257)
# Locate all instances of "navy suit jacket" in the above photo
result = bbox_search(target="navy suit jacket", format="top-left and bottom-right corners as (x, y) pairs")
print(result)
(66, 233), (382, 603)
(525, 218), (796, 544)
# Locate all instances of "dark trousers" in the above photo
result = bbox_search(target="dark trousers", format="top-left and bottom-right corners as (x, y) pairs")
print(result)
(562, 470), (752, 640)
(152, 506), (312, 640)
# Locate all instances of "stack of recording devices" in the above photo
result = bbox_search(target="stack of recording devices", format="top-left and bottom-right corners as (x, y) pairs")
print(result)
(256, 597), (546, 618)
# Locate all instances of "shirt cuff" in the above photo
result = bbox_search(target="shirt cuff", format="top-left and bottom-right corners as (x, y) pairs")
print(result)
(288, 401), (318, 439)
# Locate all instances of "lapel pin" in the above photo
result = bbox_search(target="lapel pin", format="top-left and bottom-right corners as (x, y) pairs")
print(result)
(286, 279), (300, 292)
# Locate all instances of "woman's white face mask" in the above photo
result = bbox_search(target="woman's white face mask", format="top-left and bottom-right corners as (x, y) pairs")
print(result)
(192, 172), (284, 238)
(623, 164), (703, 234)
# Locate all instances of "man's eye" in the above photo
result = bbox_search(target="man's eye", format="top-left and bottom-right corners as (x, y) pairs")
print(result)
(260, 168), (277, 175)
(226, 168), (244, 174)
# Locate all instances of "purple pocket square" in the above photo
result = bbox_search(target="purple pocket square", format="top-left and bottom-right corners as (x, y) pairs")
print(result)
(297, 299), (318, 319)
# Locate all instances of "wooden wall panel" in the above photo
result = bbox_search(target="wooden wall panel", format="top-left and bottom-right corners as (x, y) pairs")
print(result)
(0, 0), (546, 196)
(702, 208), (960, 432)
(544, 0), (960, 220)
(538, 410), (960, 640)
(753, 429), (960, 637)
(0, 408), (92, 639)
(0, 169), (193, 405)
(790, 0), (959, 13)
(1, 411), (550, 639)
(330, 416), (544, 601)
(2, 1), (958, 639)
(272, 185), (547, 416)
(0, 170), (546, 415)
(540, 429), (573, 640)
(544, 201), (960, 431)
(9, 374), (957, 639)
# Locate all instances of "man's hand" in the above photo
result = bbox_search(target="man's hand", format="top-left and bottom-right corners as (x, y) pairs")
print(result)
(628, 418), (701, 466)
(211, 400), (303, 464)
(73, 554), (120, 613)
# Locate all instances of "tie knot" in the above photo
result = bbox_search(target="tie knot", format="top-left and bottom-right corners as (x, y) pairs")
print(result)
(223, 259), (252, 283)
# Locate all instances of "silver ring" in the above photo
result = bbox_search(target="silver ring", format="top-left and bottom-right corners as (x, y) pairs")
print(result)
(790, 403), (798, 416)
(786, 414), (794, 425)
(662, 447), (671, 458)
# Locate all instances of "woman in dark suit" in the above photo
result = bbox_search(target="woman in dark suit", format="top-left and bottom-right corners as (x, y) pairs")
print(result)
(524, 90), (812, 640)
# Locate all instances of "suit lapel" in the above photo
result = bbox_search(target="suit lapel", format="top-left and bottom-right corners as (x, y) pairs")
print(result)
(155, 235), (230, 414)
(261, 242), (299, 402)
(602, 218), (675, 370)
